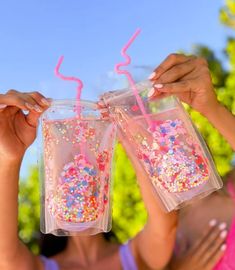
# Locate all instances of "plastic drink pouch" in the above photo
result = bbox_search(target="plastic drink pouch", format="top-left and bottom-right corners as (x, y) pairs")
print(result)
(39, 100), (116, 235)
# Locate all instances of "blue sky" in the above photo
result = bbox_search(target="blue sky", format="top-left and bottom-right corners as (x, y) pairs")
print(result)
(0, 0), (231, 177)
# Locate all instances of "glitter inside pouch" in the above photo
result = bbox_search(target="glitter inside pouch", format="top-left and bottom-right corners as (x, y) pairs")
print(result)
(39, 100), (116, 235)
(101, 80), (223, 212)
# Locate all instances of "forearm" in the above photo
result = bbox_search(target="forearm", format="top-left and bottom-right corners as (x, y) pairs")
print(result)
(134, 170), (177, 269)
(0, 158), (22, 256)
(0, 158), (42, 270)
(136, 170), (177, 235)
(119, 137), (177, 268)
(204, 103), (235, 150)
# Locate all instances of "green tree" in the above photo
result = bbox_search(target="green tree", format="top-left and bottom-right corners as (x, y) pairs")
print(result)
(19, 166), (41, 254)
(220, 0), (235, 28)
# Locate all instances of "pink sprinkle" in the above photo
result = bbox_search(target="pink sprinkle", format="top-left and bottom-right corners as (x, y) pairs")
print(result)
(131, 105), (139, 112)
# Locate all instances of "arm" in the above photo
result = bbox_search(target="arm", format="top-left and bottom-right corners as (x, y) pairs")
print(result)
(0, 159), (43, 270)
(148, 53), (235, 150)
(0, 90), (50, 270)
(133, 167), (178, 270)
(120, 134), (178, 270)
(204, 103), (235, 150)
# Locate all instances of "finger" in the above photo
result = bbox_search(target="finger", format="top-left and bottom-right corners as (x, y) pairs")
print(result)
(195, 222), (227, 259)
(97, 100), (110, 118)
(0, 90), (51, 117)
(25, 109), (45, 128)
(0, 104), (7, 112)
(147, 80), (194, 100)
(28, 91), (51, 107)
(149, 91), (173, 102)
(97, 100), (107, 109)
(22, 95), (44, 113)
(148, 54), (195, 81)
(155, 59), (196, 84)
(0, 91), (28, 111)
(192, 219), (218, 252)
(23, 92), (51, 113)
(200, 229), (227, 265)
(204, 244), (226, 269)
(25, 94), (50, 128)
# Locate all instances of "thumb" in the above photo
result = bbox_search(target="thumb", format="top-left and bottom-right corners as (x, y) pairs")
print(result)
(26, 111), (42, 128)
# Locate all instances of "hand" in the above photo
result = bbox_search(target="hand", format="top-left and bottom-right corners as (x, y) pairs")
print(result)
(148, 54), (220, 117)
(0, 90), (50, 161)
(170, 220), (227, 270)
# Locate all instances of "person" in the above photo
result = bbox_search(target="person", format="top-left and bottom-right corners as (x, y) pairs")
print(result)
(148, 53), (235, 270)
(148, 53), (235, 150)
(167, 168), (235, 270)
(0, 89), (177, 270)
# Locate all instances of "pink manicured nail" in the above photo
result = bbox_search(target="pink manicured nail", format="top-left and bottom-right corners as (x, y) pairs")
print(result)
(220, 230), (228, 238)
(219, 222), (227, 230)
(0, 104), (7, 109)
(154, 83), (163, 89)
(220, 244), (227, 251)
(209, 219), (217, 227)
(148, 72), (156, 80)
(148, 88), (155, 98)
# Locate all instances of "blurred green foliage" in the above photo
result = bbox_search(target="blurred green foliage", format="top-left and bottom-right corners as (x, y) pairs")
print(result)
(220, 0), (235, 28)
(19, 167), (41, 254)
(18, 0), (235, 252)
(186, 44), (234, 176)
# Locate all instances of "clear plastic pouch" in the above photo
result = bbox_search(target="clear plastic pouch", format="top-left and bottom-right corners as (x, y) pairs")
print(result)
(101, 80), (223, 212)
(38, 100), (116, 235)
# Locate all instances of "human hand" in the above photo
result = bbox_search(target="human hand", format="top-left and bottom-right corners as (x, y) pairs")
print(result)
(0, 90), (50, 161)
(170, 220), (227, 270)
(148, 54), (220, 117)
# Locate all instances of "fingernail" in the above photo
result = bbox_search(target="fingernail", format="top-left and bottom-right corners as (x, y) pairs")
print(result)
(0, 104), (7, 109)
(34, 105), (43, 113)
(219, 222), (227, 230)
(209, 219), (217, 227)
(220, 244), (227, 251)
(41, 98), (51, 106)
(148, 72), (156, 80)
(154, 83), (163, 89)
(220, 230), (228, 238)
(25, 102), (34, 110)
(148, 88), (155, 98)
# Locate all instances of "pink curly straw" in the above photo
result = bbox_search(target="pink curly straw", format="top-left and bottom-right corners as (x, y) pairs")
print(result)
(115, 29), (153, 129)
(55, 55), (83, 114)
(54, 55), (86, 157)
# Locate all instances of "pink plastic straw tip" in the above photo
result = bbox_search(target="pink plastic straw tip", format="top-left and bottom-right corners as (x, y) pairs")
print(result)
(55, 55), (64, 75)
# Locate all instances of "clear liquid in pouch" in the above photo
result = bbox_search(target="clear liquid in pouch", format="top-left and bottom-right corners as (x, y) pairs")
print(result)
(38, 100), (116, 235)
(101, 80), (223, 212)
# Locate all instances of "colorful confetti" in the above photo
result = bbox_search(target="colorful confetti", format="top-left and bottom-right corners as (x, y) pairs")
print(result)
(47, 153), (110, 223)
(42, 116), (115, 226)
(136, 118), (209, 192)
